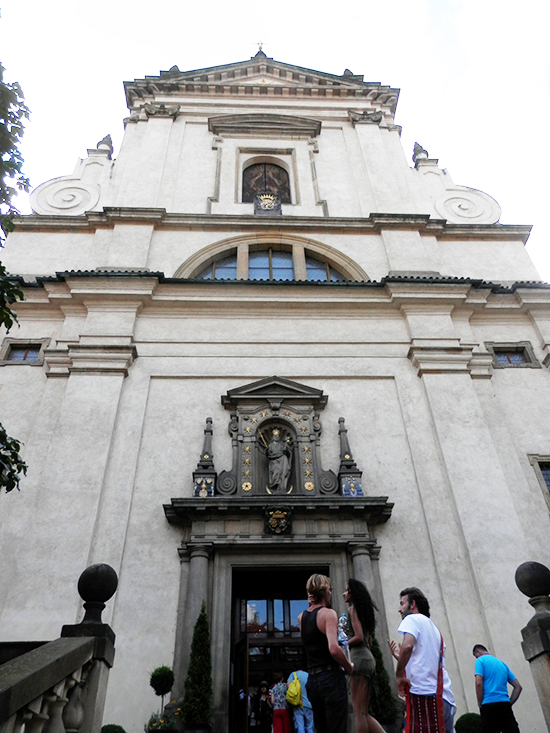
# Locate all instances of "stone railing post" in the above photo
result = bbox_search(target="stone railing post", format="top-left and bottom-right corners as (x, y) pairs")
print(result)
(61, 564), (118, 733)
(0, 564), (117, 733)
(515, 561), (550, 731)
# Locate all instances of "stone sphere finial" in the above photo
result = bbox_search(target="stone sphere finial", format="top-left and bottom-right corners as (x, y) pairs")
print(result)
(77, 564), (118, 624)
(515, 561), (550, 598)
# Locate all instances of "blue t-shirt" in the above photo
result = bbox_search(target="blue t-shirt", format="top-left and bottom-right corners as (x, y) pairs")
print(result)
(287, 670), (311, 709)
(475, 654), (516, 704)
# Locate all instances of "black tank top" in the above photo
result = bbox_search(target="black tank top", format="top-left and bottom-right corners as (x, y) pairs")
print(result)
(301, 607), (334, 668)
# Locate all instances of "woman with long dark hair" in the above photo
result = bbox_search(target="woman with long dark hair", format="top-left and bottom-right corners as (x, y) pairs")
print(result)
(343, 578), (385, 733)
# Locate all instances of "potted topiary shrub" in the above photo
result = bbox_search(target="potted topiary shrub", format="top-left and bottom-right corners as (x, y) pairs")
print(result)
(181, 603), (212, 733)
(150, 665), (175, 713)
(455, 712), (483, 733)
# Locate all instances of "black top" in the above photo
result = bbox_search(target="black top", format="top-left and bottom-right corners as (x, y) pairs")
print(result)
(301, 607), (334, 669)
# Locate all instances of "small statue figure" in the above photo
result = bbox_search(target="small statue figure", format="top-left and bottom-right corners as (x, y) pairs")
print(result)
(260, 428), (294, 493)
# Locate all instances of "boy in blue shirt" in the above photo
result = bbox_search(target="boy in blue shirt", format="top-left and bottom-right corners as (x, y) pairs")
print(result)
(473, 644), (522, 732)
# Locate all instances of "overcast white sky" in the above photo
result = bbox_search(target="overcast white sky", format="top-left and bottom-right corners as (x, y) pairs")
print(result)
(2, 0), (549, 280)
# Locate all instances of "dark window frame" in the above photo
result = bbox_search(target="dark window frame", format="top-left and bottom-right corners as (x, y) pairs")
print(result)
(485, 341), (541, 369)
(529, 455), (550, 511)
(0, 338), (50, 366)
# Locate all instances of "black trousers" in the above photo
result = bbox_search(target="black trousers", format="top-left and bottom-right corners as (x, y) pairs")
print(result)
(480, 702), (520, 733)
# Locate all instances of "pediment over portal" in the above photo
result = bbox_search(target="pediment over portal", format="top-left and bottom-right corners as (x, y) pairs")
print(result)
(221, 375), (327, 410)
(208, 114), (321, 138)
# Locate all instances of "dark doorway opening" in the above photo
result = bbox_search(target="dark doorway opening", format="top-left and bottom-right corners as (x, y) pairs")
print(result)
(230, 565), (329, 733)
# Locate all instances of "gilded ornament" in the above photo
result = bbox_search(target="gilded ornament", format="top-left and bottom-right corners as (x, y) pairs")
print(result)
(345, 454), (350, 460)
(245, 426), (252, 433)
(261, 411), (269, 418)
(294, 417), (301, 424)
(242, 482), (252, 492)
(244, 458), (251, 465)
(203, 454), (210, 460)
(303, 446), (310, 453)
(244, 470), (251, 478)
(305, 469), (313, 477)
(303, 457), (311, 465)
(251, 417), (258, 424)
(304, 481), (315, 491)
(300, 426), (308, 433)
(284, 410), (291, 417)
(244, 445), (251, 453)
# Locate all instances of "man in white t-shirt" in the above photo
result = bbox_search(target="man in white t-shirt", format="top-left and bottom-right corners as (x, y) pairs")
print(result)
(394, 587), (455, 733)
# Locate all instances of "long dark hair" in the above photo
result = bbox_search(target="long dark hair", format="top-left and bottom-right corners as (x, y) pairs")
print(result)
(348, 578), (377, 635)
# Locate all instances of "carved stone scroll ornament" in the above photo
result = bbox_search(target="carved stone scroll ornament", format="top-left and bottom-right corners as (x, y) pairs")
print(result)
(143, 103), (180, 119)
(348, 110), (383, 126)
(433, 187), (501, 224)
(31, 180), (101, 216)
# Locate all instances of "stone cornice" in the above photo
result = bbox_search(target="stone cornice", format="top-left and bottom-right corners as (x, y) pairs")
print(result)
(12, 210), (533, 243)
(208, 113), (321, 138)
(163, 495), (394, 527)
(124, 58), (400, 114)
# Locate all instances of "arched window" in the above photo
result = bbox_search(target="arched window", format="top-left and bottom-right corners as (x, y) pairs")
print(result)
(242, 163), (291, 204)
(196, 248), (347, 282)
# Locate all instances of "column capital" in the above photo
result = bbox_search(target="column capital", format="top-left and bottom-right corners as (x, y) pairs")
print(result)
(186, 543), (213, 560)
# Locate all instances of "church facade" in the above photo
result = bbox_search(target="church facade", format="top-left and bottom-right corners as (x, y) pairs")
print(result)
(1, 51), (549, 731)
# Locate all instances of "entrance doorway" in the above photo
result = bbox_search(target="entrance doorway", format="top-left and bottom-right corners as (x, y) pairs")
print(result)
(230, 565), (329, 733)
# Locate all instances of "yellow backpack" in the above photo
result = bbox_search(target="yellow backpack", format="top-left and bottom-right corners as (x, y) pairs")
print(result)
(286, 672), (302, 707)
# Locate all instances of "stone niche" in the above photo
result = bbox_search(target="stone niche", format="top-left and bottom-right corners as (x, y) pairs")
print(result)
(164, 376), (393, 536)
(217, 375), (337, 497)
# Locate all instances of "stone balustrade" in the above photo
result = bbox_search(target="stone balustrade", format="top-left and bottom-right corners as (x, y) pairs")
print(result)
(0, 564), (118, 733)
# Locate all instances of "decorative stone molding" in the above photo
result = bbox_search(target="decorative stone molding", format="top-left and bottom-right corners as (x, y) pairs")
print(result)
(44, 344), (137, 377)
(30, 138), (114, 217)
(408, 345), (474, 376)
(348, 110), (383, 126)
(208, 113), (321, 138)
(434, 187), (501, 225)
(143, 103), (180, 119)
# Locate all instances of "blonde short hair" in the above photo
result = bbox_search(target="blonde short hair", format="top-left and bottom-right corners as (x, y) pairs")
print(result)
(306, 574), (331, 602)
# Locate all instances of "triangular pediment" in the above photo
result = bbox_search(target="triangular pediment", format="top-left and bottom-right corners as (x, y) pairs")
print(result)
(125, 55), (400, 115)
(221, 376), (328, 409)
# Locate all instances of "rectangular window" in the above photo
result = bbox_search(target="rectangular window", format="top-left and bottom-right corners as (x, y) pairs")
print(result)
(0, 339), (49, 366)
(529, 455), (550, 511)
(485, 342), (540, 369)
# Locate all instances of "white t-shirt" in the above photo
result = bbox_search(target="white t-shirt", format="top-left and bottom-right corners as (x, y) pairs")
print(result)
(397, 613), (455, 705)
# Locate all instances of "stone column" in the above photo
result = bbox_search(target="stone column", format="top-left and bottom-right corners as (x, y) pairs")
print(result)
(515, 561), (550, 731)
(173, 544), (211, 698)
(348, 543), (395, 692)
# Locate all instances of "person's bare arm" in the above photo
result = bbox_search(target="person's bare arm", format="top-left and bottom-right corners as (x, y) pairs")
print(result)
(318, 607), (354, 674)
(509, 678), (522, 705)
(475, 675), (484, 708)
(346, 606), (364, 648)
(395, 633), (415, 696)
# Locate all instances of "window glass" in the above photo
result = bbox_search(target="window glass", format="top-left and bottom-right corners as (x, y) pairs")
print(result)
(248, 251), (271, 280)
(290, 600), (309, 631)
(247, 600), (267, 632)
(305, 255), (346, 282)
(213, 254), (238, 280)
(7, 345), (41, 362)
(539, 462), (550, 492)
(273, 599), (284, 631)
(197, 254), (237, 280)
(494, 350), (527, 365)
(271, 251), (294, 281)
